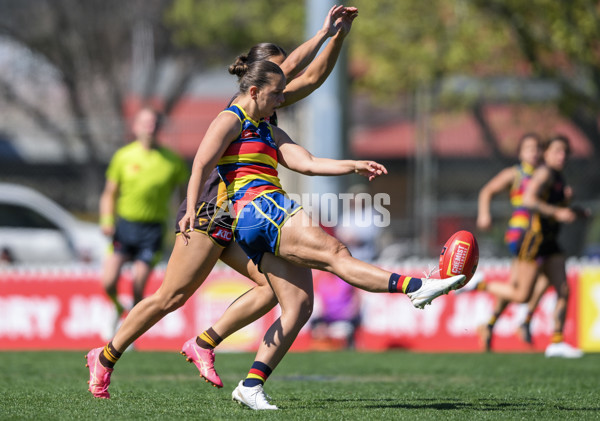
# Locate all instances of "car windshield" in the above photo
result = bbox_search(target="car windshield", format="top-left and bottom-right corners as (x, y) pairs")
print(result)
(0, 203), (59, 230)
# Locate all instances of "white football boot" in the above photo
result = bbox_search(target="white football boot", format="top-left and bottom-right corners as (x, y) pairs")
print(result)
(408, 274), (466, 309)
(545, 342), (584, 359)
(232, 380), (278, 410)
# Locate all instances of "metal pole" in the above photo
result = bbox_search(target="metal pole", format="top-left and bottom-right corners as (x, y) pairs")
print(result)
(304, 0), (345, 221)
(414, 84), (437, 257)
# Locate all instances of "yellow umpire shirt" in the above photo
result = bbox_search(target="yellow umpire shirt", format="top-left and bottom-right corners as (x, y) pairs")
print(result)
(106, 140), (190, 223)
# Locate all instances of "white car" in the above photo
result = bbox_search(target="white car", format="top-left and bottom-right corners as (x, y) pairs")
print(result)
(0, 183), (108, 264)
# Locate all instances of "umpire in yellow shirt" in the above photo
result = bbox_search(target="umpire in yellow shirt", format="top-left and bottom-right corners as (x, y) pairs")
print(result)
(99, 107), (190, 325)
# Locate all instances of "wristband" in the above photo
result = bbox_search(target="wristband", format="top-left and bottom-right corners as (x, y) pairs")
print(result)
(100, 214), (115, 226)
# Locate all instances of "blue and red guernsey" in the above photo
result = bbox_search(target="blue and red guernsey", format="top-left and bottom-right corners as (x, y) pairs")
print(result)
(217, 104), (283, 215)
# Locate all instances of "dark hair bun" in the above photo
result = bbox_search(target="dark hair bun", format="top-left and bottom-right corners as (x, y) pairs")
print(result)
(228, 55), (249, 77)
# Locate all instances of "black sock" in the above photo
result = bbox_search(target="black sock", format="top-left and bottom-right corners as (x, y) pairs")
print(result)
(99, 341), (122, 368)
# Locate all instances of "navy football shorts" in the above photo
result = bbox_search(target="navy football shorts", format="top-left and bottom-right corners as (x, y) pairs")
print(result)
(233, 191), (302, 267)
(113, 218), (163, 265)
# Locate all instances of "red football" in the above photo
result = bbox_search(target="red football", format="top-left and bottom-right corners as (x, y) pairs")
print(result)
(439, 230), (479, 287)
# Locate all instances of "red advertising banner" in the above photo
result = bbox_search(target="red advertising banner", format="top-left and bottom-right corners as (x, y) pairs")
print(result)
(0, 266), (281, 351)
(0, 263), (584, 352)
(354, 271), (579, 352)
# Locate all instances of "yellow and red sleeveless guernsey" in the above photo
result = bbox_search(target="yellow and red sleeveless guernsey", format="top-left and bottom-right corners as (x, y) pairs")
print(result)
(504, 161), (534, 246)
(217, 104), (284, 215)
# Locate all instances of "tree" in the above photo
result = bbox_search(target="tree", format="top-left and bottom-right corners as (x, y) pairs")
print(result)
(349, 0), (600, 158)
(473, 0), (600, 156)
(168, 0), (600, 158)
(0, 0), (203, 201)
(2, 0), (599, 183)
(165, 0), (305, 60)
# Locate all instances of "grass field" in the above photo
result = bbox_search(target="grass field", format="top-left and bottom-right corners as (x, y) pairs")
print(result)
(2, 350), (599, 420)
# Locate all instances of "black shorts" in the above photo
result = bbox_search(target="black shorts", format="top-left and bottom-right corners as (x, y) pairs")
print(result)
(517, 230), (562, 261)
(175, 199), (234, 247)
(113, 218), (163, 265)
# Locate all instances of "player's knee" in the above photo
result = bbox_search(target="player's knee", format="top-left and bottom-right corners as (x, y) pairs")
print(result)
(256, 284), (278, 307)
(333, 240), (351, 257)
(153, 290), (188, 313)
(165, 293), (189, 312)
(514, 289), (532, 303)
(283, 295), (313, 326)
(329, 241), (354, 278)
(328, 241), (352, 267)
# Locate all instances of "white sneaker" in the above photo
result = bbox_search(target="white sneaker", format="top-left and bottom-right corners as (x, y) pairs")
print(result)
(454, 271), (484, 295)
(545, 342), (584, 359)
(407, 274), (466, 309)
(232, 380), (278, 410)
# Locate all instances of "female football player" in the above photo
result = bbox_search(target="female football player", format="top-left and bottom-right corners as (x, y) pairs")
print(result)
(471, 135), (584, 358)
(176, 59), (465, 410)
(86, 4), (360, 398)
(472, 133), (550, 350)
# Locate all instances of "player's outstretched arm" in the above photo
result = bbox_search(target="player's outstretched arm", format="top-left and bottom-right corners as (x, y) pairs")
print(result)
(477, 167), (516, 231)
(279, 5), (346, 80)
(275, 127), (386, 181)
(281, 6), (358, 107)
(523, 167), (576, 223)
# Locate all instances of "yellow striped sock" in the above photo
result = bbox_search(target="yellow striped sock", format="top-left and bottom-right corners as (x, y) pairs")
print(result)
(199, 331), (218, 348)
(103, 344), (119, 364)
(246, 373), (265, 382)
(244, 362), (272, 387)
(551, 332), (563, 344)
(401, 277), (412, 293)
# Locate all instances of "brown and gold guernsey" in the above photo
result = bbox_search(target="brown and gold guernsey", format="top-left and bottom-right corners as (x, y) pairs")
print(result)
(531, 166), (567, 241)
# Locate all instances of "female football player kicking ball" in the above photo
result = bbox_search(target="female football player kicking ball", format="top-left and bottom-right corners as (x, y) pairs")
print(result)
(86, 5), (364, 399)
(176, 60), (465, 410)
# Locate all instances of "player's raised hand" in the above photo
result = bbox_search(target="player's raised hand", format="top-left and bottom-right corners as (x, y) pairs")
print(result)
(336, 6), (358, 37)
(322, 5), (346, 37)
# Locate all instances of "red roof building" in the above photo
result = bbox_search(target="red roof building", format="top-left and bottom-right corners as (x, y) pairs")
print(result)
(351, 104), (593, 159)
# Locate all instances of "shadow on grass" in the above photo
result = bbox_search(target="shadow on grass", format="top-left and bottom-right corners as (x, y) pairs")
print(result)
(296, 397), (600, 413)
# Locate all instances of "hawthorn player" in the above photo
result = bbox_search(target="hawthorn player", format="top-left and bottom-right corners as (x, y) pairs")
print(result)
(466, 135), (585, 358)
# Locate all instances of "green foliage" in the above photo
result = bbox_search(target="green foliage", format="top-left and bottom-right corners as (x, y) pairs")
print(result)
(473, 0), (600, 71)
(166, 0), (600, 102)
(350, 0), (600, 94)
(166, 0), (305, 63)
(164, 0), (600, 154)
(2, 350), (600, 419)
(349, 0), (518, 97)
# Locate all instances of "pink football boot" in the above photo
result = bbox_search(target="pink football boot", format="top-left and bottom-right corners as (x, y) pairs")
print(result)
(180, 337), (223, 388)
(85, 347), (113, 399)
